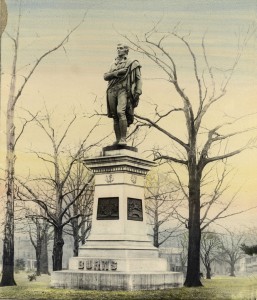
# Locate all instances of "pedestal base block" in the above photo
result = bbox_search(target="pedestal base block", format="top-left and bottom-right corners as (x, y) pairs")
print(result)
(51, 148), (184, 290)
(51, 271), (183, 291)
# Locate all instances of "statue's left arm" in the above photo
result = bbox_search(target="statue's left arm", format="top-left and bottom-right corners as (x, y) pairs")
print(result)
(130, 62), (142, 107)
(134, 67), (142, 98)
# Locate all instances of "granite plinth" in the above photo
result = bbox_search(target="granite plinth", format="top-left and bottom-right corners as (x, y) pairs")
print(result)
(51, 271), (183, 291)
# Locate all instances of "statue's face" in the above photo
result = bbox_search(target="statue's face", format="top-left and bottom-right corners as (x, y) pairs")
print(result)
(117, 44), (128, 57)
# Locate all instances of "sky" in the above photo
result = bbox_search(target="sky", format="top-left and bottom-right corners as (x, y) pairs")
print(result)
(0, 0), (257, 232)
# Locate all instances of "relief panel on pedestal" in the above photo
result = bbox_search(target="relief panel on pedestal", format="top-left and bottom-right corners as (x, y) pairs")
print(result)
(127, 198), (143, 221)
(97, 197), (119, 220)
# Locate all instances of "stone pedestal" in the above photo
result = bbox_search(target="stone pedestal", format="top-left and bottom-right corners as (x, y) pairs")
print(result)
(51, 146), (183, 290)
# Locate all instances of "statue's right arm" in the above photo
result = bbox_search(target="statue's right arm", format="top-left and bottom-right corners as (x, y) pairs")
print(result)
(104, 68), (128, 81)
(103, 71), (117, 81)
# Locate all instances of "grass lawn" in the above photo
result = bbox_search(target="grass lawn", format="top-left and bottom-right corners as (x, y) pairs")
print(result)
(0, 273), (256, 300)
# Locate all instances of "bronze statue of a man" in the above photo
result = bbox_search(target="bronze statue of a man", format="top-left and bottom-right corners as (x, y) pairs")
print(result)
(104, 43), (142, 146)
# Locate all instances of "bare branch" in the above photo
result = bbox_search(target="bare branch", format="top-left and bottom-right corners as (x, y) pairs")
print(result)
(135, 113), (188, 150)
(60, 174), (94, 219)
(13, 12), (87, 107)
(154, 153), (188, 165)
(14, 112), (39, 147)
(171, 31), (203, 106)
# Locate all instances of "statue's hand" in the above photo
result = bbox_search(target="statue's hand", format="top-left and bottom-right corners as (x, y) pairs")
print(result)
(133, 93), (140, 107)
(116, 68), (128, 76)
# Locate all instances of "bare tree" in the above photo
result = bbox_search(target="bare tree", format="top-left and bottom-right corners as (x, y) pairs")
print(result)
(200, 231), (221, 279)
(178, 232), (188, 276)
(170, 159), (250, 230)
(122, 23), (255, 286)
(1, 5), (86, 285)
(27, 214), (51, 276)
(10, 193), (52, 276)
(218, 229), (245, 277)
(17, 109), (107, 271)
(39, 220), (51, 275)
(145, 168), (183, 247)
(64, 162), (94, 256)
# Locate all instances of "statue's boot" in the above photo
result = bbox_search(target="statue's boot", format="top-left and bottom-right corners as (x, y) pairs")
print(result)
(118, 119), (127, 146)
(113, 120), (121, 145)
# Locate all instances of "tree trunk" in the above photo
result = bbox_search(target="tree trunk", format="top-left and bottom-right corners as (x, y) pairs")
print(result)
(206, 265), (211, 279)
(153, 206), (159, 248)
(153, 224), (159, 248)
(184, 165), (202, 287)
(230, 263), (236, 277)
(81, 221), (86, 245)
(71, 218), (79, 257)
(73, 236), (79, 257)
(1, 22), (19, 286)
(0, 197), (16, 286)
(81, 219), (91, 246)
(35, 222), (41, 276)
(1, 90), (16, 286)
(35, 247), (41, 276)
(40, 229), (49, 274)
(52, 227), (64, 271)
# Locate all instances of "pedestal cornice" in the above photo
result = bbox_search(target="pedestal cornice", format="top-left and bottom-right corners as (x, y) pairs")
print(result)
(84, 148), (156, 175)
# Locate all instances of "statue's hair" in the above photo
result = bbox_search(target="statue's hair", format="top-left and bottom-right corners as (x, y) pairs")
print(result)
(117, 43), (129, 54)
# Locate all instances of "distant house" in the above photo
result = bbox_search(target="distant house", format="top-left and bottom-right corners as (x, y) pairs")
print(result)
(204, 259), (227, 276)
(26, 259), (37, 272)
(159, 247), (183, 272)
(158, 246), (257, 277)
(240, 254), (257, 274)
(205, 255), (257, 277)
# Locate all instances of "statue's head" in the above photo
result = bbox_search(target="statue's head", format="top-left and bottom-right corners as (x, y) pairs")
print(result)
(117, 43), (129, 57)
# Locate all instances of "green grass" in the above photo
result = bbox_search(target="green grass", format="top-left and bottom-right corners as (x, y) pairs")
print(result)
(0, 273), (257, 300)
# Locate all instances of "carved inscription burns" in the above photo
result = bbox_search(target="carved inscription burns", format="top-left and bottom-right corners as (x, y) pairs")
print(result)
(97, 197), (119, 220)
(78, 259), (117, 271)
